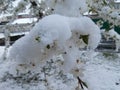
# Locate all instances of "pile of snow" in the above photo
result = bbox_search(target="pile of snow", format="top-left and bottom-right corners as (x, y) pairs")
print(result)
(0, 47), (120, 90)
(4, 14), (101, 90)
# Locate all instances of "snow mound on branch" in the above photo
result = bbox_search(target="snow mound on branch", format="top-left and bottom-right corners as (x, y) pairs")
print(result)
(30, 14), (72, 45)
(9, 14), (72, 69)
(68, 16), (101, 50)
(9, 14), (101, 73)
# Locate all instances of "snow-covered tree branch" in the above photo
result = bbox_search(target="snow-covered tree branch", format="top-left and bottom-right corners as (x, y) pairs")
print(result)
(1, 0), (120, 90)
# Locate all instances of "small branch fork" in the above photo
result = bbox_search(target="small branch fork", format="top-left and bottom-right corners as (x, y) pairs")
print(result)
(77, 77), (88, 90)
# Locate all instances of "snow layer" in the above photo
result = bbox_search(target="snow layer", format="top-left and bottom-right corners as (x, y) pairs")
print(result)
(0, 47), (120, 90)
(83, 52), (120, 90)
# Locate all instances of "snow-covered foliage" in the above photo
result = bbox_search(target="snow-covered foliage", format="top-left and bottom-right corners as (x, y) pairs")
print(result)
(0, 0), (120, 90)
(0, 47), (120, 90)
(9, 14), (101, 70)
(2, 0), (120, 31)
(0, 0), (88, 19)
(45, 0), (88, 17)
(102, 29), (120, 51)
(87, 0), (120, 28)
(8, 14), (101, 89)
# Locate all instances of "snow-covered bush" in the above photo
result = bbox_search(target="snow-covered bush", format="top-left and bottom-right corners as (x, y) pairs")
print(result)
(9, 14), (101, 69)
(87, 0), (120, 29)
(8, 14), (101, 89)
(102, 29), (120, 52)
(1, 0), (120, 90)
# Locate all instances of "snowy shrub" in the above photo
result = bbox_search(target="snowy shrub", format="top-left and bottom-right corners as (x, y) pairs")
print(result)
(102, 29), (120, 52)
(1, 0), (120, 90)
(8, 14), (101, 89)
(9, 14), (101, 71)
(87, 0), (120, 29)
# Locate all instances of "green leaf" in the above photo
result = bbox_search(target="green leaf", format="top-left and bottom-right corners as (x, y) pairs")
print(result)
(79, 35), (89, 44)
(103, 0), (107, 5)
(35, 36), (41, 42)
(46, 44), (50, 49)
(101, 21), (113, 31)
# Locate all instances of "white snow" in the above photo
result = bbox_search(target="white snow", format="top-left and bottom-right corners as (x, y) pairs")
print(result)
(83, 52), (120, 90)
(0, 32), (29, 39)
(45, 0), (88, 17)
(12, 18), (37, 24)
(0, 47), (120, 90)
(0, 14), (102, 90)
(115, 0), (120, 3)
(9, 14), (101, 73)
(12, 0), (22, 8)
(68, 16), (101, 50)
(83, 12), (98, 16)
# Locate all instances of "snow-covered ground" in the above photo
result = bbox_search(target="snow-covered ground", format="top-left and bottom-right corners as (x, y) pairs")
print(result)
(0, 46), (120, 90)
(83, 52), (120, 90)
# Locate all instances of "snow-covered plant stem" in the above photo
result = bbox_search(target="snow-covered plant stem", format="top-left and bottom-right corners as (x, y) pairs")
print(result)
(3, 29), (10, 60)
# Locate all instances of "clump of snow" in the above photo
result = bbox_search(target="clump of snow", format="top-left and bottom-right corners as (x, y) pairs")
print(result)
(68, 16), (101, 50)
(0, 52), (78, 90)
(7, 14), (101, 90)
(9, 14), (101, 73)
